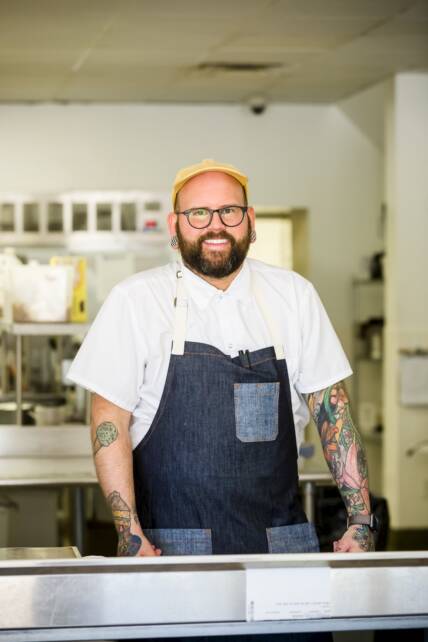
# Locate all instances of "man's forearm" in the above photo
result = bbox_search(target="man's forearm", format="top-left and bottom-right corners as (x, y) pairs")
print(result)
(307, 381), (374, 551)
(91, 394), (145, 556)
(307, 381), (370, 514)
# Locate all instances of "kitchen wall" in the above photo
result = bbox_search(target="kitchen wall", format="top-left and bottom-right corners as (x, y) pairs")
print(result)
(0, 94), (384, 364)
(384, 73), (428, 529)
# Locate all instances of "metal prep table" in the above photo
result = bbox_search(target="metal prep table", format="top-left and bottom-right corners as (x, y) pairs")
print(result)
(0, 426), (333, 553)
(0, 551), (426, 641)
(0, 426), (96, 553)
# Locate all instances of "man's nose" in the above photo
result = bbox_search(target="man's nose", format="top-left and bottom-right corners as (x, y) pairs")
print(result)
(209, 210), (226, 231)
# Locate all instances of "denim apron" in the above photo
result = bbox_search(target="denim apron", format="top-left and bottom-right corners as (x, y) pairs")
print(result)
(133, 266), (320, 557)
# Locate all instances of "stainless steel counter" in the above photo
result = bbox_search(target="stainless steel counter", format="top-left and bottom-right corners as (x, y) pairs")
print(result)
(0, 546), (80, 560)
(0, 551), (426, 641)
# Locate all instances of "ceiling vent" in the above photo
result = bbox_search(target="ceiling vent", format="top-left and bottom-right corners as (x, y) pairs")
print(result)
(196, 62), (283, 73)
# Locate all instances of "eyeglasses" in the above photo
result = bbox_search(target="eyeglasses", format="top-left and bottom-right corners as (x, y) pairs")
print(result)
(175, 205), (248, 229)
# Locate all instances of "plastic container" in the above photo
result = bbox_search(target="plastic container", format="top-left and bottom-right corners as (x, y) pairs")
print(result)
(0, 248), (21, 322)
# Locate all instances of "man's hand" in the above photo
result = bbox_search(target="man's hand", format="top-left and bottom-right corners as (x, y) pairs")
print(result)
(107, 489), (162, 557)
(117, 528), (162, 557)
(333, 525), (375, 553)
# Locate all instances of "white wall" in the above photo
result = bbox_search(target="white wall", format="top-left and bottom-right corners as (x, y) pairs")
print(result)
(0, 100), (384, 362)
(384, 73), (428, 528)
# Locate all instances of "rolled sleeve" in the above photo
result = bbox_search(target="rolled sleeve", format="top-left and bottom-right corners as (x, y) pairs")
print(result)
(296, 283), (352, 394)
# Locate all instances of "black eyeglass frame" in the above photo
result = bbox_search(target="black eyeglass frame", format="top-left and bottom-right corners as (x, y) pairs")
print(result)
(175, 205), (249, 229)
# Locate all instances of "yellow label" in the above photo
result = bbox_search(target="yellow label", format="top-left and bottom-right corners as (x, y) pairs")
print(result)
(50, 256), (87, 322)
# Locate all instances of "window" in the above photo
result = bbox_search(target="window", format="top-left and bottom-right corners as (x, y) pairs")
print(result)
(0, 203), (14, 231)
(120, 203), (136, 231)
(72, 203), (87, 231)
(47, 202), (63, 232)
(23, 203), (39, 232)
(96, 203), (112, 231)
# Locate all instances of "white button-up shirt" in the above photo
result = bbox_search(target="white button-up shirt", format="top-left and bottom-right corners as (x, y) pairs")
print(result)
(68, 259), (352, 449)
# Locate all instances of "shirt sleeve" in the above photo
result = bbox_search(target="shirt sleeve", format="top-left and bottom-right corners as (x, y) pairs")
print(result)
(66, 285), (145, 411)
(295, 282), (353, 394)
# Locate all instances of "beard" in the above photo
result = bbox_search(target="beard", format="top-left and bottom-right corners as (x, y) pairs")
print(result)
(176, 223), (252, 279)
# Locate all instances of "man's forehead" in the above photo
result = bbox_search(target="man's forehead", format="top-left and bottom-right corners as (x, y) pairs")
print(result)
(178, 171), (245, 205)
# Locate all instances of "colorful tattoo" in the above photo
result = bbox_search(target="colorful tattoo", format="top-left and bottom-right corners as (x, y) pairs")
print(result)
(307, 382), (371, 519)
(351, 526), (375, 552)
(93, 421), (118, 455)
(107, 491), (141, 556)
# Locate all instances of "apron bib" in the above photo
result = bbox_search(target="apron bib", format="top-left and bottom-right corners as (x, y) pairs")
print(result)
(133, 266), (319, 555)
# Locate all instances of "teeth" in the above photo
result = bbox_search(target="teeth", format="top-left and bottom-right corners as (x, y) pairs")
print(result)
(205, 239), (228, 244)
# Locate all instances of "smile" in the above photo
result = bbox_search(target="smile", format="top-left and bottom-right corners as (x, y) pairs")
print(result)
(203, 239), (229, 246)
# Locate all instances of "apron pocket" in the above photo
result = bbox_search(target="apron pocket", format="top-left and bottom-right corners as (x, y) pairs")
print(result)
(143, 528), (212, 556)
(234, 382), (279, 442)
(266, 522), (320, 553)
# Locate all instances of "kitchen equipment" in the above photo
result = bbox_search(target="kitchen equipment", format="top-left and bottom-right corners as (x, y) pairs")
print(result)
(0, 248), (21, 322)
(0, 552), (427, 639)
(30, 404), (67, 426)
(50, 257), (88, 322)
(0, 402), (34, 425)
(29, 397), (68, 426)
(10, 263), (74, 322)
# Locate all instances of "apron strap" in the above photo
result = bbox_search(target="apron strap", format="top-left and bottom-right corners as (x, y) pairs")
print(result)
(252, 274), (285, 361)
(171, 269), (188, 356)
(171, 263), (285, 361)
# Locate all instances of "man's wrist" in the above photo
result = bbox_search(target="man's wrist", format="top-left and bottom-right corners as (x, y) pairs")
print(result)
(347, 513), (378, 532)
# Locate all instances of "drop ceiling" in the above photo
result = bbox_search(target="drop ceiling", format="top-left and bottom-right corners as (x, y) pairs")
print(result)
(1, 0), (427, 104)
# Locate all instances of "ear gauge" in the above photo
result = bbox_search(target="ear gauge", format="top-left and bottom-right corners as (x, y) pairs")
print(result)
(170, 236), (179, 248)
(250, 230), (257, 243)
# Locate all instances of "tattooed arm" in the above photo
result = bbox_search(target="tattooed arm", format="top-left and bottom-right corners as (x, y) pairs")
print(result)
(91, 393), (161, 557)
(306, 381), (375, 553)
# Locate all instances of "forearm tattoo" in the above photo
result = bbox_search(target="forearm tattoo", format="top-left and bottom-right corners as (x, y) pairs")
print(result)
(107, 491), (142, 556)
(307, 382), (371, 516)
(93, 421), (118, 455)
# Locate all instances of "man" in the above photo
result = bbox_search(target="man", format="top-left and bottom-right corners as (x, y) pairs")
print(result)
(68, 159), (375, 559)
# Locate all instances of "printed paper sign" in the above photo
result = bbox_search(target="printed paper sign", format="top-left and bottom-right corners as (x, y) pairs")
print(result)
(246, 567), (332, 621)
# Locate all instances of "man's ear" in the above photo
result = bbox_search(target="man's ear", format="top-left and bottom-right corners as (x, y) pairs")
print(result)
(167, 211), (178, 237)
(248, 206), (256, 232)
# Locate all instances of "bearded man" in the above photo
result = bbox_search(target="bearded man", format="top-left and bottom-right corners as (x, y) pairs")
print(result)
(69, 160), (375, 641)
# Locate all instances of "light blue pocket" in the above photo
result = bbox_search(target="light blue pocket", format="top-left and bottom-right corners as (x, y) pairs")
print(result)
(234, 382), (279, 442)
(144, 528), (212, 556)
(266, 522), (320, 553)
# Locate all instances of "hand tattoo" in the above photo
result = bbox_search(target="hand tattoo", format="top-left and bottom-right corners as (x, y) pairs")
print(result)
(351, 526), (375, 552)
(107, 491), (141, 556)
(93, 421), (118, 455)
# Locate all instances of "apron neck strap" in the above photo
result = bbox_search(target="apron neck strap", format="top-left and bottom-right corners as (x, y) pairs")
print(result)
(171, 263), (285, 361)
(171, 268), (188, 356)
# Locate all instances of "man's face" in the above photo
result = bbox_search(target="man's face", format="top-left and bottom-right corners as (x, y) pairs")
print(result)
(168, 171), (255, 279)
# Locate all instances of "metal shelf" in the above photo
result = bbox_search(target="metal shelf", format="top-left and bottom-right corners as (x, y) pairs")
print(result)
(0, 321), (89, 336)
(0, 322), (90, 425)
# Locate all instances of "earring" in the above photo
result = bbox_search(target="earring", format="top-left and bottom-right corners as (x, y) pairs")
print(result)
(170, 235), (178, 248)
(250, 230), (257, 243)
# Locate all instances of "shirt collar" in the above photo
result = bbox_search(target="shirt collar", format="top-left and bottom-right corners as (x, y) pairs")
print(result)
(179, 259), (252, 310)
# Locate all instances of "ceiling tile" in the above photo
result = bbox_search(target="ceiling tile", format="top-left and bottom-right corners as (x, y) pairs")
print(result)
(268, 0), (416, 19)
(0, 0), (427, 103)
